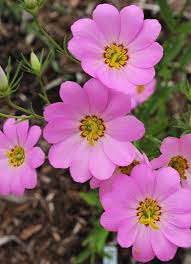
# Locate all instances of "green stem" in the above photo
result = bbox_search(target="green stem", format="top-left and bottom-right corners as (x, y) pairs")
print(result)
(34, 17), (80, 64)
(38, 77), (50, 104)
(0, 112), (33, 120)
(7, 97), (44, 120)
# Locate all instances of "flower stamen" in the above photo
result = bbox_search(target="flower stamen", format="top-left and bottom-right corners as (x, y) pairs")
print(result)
(168, 155), (189, 180)
(80, 115), (105, 145)
(6, 146), (25, 167)
(137, 85), (145, 94)
(137, 198), (161, 230)
(104, 43), (128, 69)
(119, 160), (140, 175)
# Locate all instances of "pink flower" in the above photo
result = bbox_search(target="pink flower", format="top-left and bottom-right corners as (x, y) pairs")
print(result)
(43, 78), (145, 183)
(151, 135), (191, 189)
(130, 79), (156, 109)
(90, 147), (149, 189)
(100, 164), (191, 262)
(0, 118), (45, 197)
(68, 4), (163, 94)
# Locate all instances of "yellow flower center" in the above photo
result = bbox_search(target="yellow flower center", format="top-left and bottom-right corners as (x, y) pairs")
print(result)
(137, 85), (145, 94)
(6, 146), (25, 167)
(168, 155), (189, 180)
(80, 115), (105, 145)
(104, 43), (128, 69)
(119, 160), (140, 175)
(137, 198), (161, 230)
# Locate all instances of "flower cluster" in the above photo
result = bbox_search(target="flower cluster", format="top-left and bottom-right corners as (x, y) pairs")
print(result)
(1, 3), (191, 263)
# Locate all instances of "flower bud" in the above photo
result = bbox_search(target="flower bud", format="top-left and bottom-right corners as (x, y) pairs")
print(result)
(30, 52), (42, 76)
(0, 67), (9, 92)
(24, 0), (38, 9)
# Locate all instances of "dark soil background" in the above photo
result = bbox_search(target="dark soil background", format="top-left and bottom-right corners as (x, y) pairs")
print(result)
(0, 0), (191, 263)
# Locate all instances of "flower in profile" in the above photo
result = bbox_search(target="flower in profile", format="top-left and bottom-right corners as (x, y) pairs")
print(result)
(130, 79), (156, 109)
(0, 66), (9, 92)
(100, 164), (191, 262)
(90, 148), (149, 189)
(68, 4), (163, 94)
(151, 135), (191, 188)
(30, 51), (42, 76)
(43, 78), (145, 183)
(0, 118), (45, 197)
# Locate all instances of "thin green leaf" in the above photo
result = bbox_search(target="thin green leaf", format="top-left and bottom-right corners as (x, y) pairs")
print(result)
(157, 0), (176, 32)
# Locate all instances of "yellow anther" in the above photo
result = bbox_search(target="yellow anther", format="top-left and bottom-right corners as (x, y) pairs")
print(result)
(6, 146), (25, 167)
(104, 43), (128, 69)
(80, 115), (105, 145)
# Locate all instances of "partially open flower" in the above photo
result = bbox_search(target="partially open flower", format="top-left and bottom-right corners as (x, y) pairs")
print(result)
(100, 165), (191, 262)
(30, 52), (42, 76)
(0, 118), (45, 197)
(0, 66), (9, 94)
(23, 0), (44, 15)
(24, 0), (38, 9)
(151, 134), (191, 188)
(68, 4), (163, 94)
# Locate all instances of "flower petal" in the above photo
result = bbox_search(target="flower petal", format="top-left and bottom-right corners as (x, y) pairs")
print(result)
(132, 225), (155, 262)
(20, 165), (37, 189)
(106, 115), (145, 142)
(93, 4), (120, 42)
(60, 81), (90, 115)
(25, 126), (41, 149)
(0, 160), (11, 196)
(43, 119), (78, 144)
(96, 64), (137, 94)
(44, 102), (79, 122)
(0, 130), (11, 149)
(68, 36), (102, 61)
(16, 120), (29, 145)
(10, 169), (25, 197)
(123, 65), (155, 85)
(83, 78), (109, 116)
(103, 135), (135, 166)
(180, 133), (191, 157)
(151, 229), (177, 262)
(99, 174), (140, 210)
(129, 42), (163, 68)
(128, 19), (161, 52)
(119, 5), (144, 45)
(151, 154), (169, 169)
(154, 167), (181, 201)
(89, 142), (115, 180)
(163, 211), (191, 229)
(70, 18), (106, 47)
(160, 137), (180, 156)
(49, 134), (81, 169)
(117, 218), (138, 247)
(70, 140), (92, 183)
(3, 118), (17, 145)
(131, 164), (155, 197)
(162, 189), (191, 213)
(89, 177), (101, 189)
(101, 209), (133, 232)
(101, 91), (131, 121)
(160, 221), (191, 247)
(27, 147), (45, 169)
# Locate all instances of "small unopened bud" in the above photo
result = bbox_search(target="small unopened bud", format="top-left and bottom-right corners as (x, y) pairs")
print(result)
(0, 67), (8, 92)
(30, 52), (42, 76)
(24, 0), (38, 9)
